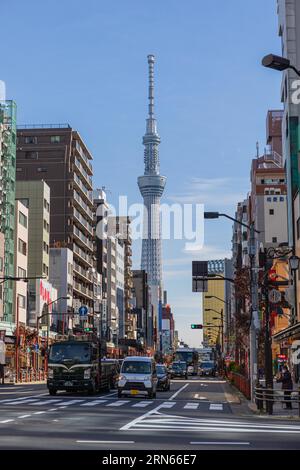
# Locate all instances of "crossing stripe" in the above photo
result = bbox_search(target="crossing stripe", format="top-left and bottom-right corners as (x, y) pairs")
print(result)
(4, 399), (42, 405)
(159, 401), (176, 409)
(209, 404), (223, 411)
(60, 400), (85, 406)
(106, 400), (130, 407)
(132, 401), (153, 408)
(184, 402), (199, 410)
(31, 399), (63, 406)
(80, 400), (108, 407)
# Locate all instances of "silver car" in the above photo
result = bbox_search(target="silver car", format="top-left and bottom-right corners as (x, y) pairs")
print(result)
(118, 356), (158, 398)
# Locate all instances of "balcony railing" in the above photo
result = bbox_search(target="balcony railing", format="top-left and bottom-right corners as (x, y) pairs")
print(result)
(73, 208), (93, 235)
(73, 190), (93, 219)
(73, 226), (93, 251)
(74, 157), (93, 188)
(73, 243), (93, 266)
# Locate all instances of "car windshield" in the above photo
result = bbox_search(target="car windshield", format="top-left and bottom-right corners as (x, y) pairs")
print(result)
(122, 361), (151, 374)
(173, 362), (186, 370)
(156, 365), (166, 374)
(49, 343), (91, 365)
(200, 361), (214, 368)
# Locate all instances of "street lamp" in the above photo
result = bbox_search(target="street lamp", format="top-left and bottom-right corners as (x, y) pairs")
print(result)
(262, 54), (300, 77)
(289, 255), (300, 272)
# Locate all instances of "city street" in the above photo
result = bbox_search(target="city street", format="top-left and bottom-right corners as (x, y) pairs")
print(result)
(1, 377), (300, 450)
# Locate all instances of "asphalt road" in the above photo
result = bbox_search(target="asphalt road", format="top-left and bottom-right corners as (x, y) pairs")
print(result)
(0, 376), (300, 450)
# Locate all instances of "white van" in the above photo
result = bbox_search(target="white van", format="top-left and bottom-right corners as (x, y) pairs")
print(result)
(118, 356), (158, 398)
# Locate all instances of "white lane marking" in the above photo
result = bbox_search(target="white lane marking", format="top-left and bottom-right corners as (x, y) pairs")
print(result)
(31, 399), (63, 406)
(190, 442), (250, 446)
(184, 403), (199, 410)
(106, 400), (130, 407)
(77, 440), (135, 444)
(132, 401), (153, 408)
(33, 411), (46, 415)
(18, 415), (31, 419)
(209, 404), (223, 411)
(169, 384), (189, 400)
(80, 400), (108, 407)
(48, 408), (58, 411)
(0, 419), (14, 423)
(3, 399), (42, 405)
(58, 406), (67, 409)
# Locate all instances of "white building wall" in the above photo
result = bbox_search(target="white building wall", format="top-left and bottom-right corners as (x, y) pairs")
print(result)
(14, 201), (29, 325)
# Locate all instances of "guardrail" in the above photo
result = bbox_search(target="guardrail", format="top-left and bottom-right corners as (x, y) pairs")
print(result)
(6, 369), (47, 383)
(255, 385), (300, 416)
(228, 371), (251, 399)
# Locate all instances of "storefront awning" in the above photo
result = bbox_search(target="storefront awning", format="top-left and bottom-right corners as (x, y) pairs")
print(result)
(273, 322), (300, 342)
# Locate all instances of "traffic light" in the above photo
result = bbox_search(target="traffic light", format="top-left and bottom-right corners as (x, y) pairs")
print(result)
(191, 324), (203, 329)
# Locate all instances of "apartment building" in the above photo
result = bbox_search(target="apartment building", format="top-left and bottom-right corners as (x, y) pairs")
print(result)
(250, 111), (288, 250)
(16, 125), (94, 310)
(0, 99), (17, 324)
(16, 180), (51, 326)
(0, 232), (4, 319)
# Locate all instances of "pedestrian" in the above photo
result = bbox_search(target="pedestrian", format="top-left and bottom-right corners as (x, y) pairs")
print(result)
(0, 339), (6, 385)
(276, 365), (293, 409)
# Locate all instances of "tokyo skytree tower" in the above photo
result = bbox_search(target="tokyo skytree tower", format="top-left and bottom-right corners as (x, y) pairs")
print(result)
(138, 55), (166, 290)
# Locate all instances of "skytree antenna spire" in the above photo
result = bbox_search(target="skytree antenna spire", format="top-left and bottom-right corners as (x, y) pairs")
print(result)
(138, 54), (166, 311)
(148, 54), (155, 118)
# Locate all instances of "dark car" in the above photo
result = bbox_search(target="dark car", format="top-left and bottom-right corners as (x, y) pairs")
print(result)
(170, 361), (188, 379)
(101, 359), (120, 388)
(199, 360), (216, 377)
(156, 364), (170, 391)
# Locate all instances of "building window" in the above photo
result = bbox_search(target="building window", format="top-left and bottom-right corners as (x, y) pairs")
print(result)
(43, 242), (49, 254)
(19, 211), (27, 228)
(43, 264), (49, 276)
(44, 199), (50, 212)
(19, 198), (29, 208)
(269, 209), (274, 215)
(25, 136), (37, 144)
(18, 267), (27, 278)
(18, 238), (27, 256)
(0, 285), (2, 300)
(50, 135), (61, 143)
(0, 257), (3, 272)
(272, 237), (277, 243)
(18, 295), (26, 309)
(25, 151), (38, 160)
(16, 167), (23, 172)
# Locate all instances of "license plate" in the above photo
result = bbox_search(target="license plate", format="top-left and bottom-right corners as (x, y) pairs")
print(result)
(130, 389), (139, 395)
(64, 381), (73, 387)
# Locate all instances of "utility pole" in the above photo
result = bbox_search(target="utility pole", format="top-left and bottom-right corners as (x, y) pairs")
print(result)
(249, 222), (259, 401)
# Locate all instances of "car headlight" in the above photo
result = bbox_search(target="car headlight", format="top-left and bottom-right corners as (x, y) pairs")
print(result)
(84, 368), (91, 379)
(48, 368), (54, 379)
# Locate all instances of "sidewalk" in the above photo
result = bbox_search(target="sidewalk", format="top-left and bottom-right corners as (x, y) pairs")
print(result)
(0, 381), (46, 386)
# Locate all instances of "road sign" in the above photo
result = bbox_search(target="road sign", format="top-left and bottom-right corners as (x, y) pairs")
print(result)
(73, 314), (80, 325)
(269, 288), (281, 304)
(79, 305), (88, 317)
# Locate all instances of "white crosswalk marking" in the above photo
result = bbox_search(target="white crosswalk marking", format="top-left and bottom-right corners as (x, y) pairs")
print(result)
(159, 401), (176, 409)
(4, 399), (41, 405)
(106, 400), (130, 407)
(121, 410), (300, 433)
(132, 401), (153, 408)
(31, 400), (63, 406)
(61, 400), (85, 406)
(80, 400), (108, 407)
(209, 404), (223, 411)
(184, 402), (199, 410)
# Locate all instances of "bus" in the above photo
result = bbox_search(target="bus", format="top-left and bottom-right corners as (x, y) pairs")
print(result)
(173, 348), (199, 375)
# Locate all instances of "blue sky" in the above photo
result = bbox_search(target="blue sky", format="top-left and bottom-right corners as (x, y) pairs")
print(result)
(2, 0), (282, 346)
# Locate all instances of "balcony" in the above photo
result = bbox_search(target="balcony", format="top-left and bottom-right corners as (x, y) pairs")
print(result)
(73, 226), (93, 251)
(74, 173), (93, 203)
(73, 243), (93, 266)
(73, 262), (93, 282)
(73, 190), (93, 220)
(74, 157), (93, 189)
(73, 208), (93, 235)
(74, 141), (93, 174)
